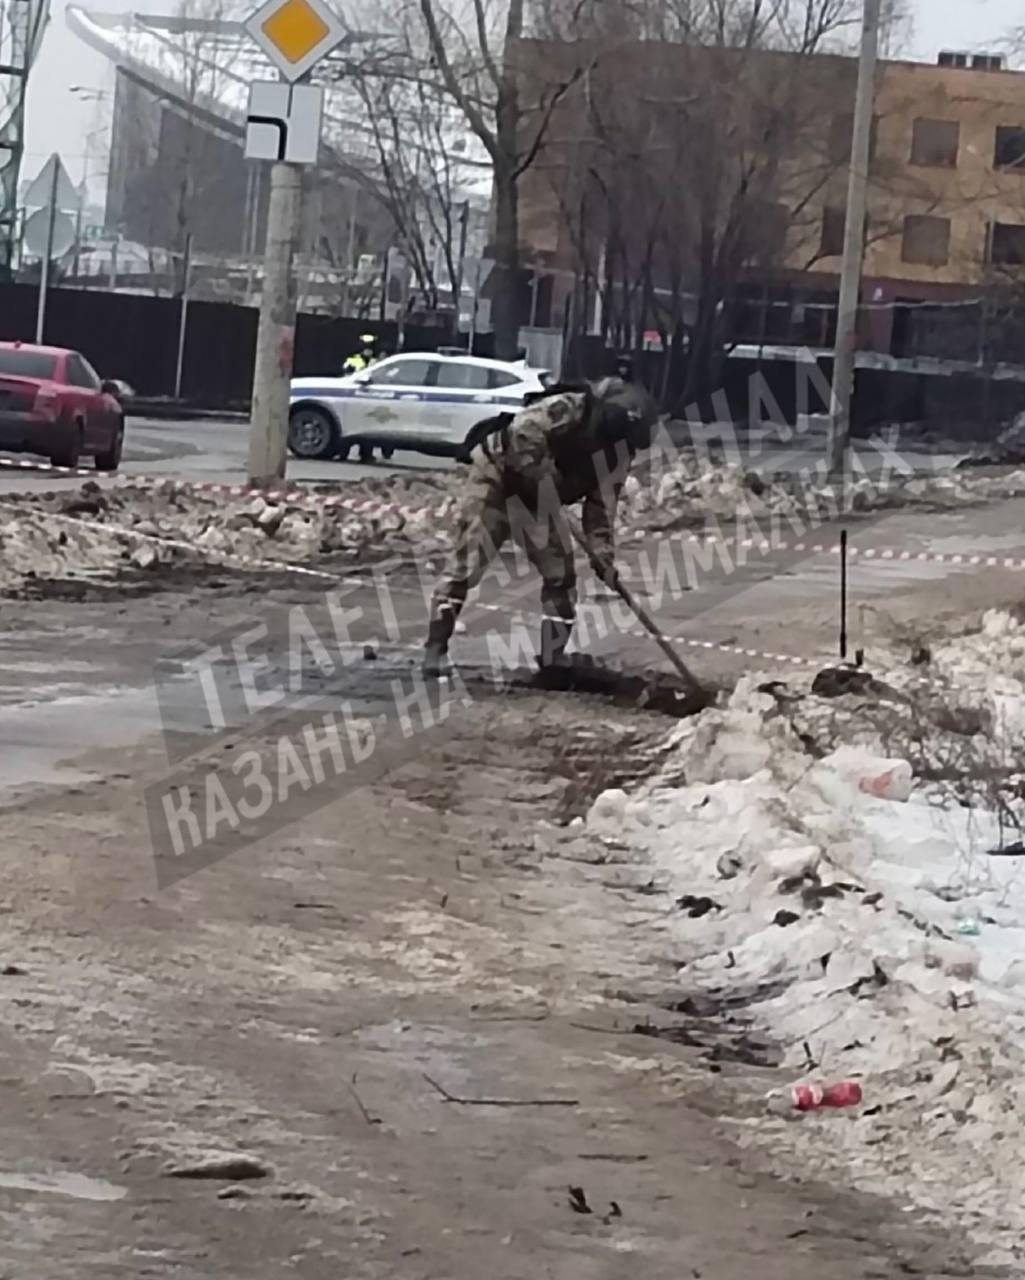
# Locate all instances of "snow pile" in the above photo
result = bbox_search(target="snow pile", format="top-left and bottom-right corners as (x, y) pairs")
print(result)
(925, 607), (1025, 704)
(0, 482), (458, 591)
(588, 635), (1025, 1261)
(0, 507), (138, 586)
(955, 413), (1025, 467)
(1, 439), (1020, 591)
(617, 449), (979, 534)
(884, 609), (1025, 792)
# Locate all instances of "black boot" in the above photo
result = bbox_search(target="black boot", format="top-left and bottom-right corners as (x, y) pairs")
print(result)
(539, 616), (574, 669)
(423, 614), (456, 678)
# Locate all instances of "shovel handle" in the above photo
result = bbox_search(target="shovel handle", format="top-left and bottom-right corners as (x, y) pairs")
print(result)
(564, 515), (704, 698)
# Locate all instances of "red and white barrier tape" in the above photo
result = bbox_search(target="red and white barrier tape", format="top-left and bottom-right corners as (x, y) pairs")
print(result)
(43, 511), (816, 671)
(46, 511), (341, 584)
(114, 476), (450, 521)
(7, 453), (1025, 575)
(673, 531), (1025, 573)
(425, 592), (816, 669)
(0, 455), (452, 523)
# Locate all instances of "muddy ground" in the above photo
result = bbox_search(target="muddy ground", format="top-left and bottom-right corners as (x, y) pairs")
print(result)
(0, 669), (997, 1278)
(2, 532), (1024, 1277)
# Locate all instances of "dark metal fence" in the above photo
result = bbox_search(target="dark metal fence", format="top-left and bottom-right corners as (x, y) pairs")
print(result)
(0, 283), (453, 407)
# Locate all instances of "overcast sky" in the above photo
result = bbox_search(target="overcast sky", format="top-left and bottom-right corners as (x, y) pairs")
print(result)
(20, 0), (1025, 200)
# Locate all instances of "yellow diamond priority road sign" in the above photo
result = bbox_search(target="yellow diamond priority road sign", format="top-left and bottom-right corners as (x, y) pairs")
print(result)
(244, 0), (344, 82)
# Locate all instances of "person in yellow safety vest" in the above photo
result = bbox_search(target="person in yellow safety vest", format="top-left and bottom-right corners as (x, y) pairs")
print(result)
(343, 335), (378, 376)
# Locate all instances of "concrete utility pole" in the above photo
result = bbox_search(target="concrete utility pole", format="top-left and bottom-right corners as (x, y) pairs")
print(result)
(827, 0), (881, 480)
(248, 161), (303, 484)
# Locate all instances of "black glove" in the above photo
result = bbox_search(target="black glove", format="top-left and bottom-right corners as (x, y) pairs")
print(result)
(595, 558), (620, 591)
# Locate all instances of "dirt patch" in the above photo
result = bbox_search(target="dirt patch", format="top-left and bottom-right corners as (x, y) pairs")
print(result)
(0, 585), (1012, 1277)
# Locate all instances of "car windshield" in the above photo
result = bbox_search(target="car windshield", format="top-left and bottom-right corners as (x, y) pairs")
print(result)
(0, 348), (57, 379)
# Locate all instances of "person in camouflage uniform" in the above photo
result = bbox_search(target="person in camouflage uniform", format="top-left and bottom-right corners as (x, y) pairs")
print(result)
(422, 376), (659, 676)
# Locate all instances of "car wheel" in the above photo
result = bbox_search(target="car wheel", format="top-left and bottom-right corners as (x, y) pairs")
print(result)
(380, 446), (395, 461)
(288, 406), (340, 460)
(358, 444), (375, 464)
(95, 418), (125, 473)
(50, 421), (83, 470)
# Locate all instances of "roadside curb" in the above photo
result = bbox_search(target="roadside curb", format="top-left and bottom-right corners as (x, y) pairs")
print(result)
(125, 401), (248, 423)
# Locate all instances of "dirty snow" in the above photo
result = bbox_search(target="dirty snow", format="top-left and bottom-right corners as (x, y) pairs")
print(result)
(588, 612), (1025, 1263)
(4, 434), (1025, 592)
(618, 446), (1025, 535)
(0, 482), (457, 591)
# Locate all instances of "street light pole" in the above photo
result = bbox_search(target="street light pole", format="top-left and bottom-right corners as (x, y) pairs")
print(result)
(827, 0), (881, 481)
(247, 160), (304, 484)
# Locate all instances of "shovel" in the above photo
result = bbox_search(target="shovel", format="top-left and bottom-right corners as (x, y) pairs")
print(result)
(563, 512), (706, 702)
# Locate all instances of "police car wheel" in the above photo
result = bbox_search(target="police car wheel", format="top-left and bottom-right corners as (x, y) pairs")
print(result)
(288, 406), (339, 460)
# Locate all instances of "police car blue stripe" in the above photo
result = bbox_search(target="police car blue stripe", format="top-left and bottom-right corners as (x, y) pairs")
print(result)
(289, 386), (525, 408)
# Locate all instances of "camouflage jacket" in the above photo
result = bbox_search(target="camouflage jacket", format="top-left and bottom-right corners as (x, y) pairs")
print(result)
(471, 391), (632, 562)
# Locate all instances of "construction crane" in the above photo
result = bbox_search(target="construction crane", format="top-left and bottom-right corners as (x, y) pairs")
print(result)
(0, 0), (49, 277)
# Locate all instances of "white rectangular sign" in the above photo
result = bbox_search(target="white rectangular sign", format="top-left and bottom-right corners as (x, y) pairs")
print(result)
(245, 81), (323, 165)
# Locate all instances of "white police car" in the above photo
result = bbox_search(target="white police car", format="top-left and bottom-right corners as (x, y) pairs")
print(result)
(288, 351), (549, 462)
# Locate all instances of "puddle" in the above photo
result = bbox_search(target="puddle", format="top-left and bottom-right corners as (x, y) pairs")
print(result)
(0, 1171), (126, 1202)
(0, 685), (160, 793)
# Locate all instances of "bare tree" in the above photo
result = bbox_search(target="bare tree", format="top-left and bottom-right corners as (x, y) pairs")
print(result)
(528, 0), (913, 402)
(327, 60), (481, 314)
(334, 0), (591, 356)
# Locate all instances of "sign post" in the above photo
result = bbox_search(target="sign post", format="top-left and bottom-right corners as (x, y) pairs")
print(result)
(242, 0), (342, 484)
(23, 154), (77, 343)
(174, 232), (193, 400)
(35, 159), (58, 343)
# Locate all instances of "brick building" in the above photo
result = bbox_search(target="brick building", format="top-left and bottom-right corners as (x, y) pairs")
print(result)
(517, 37), (1025, 361)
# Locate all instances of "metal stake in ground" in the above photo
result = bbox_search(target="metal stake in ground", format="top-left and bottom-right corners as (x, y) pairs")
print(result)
(840, 528), (849, 662)
(564, 513), (705, 700)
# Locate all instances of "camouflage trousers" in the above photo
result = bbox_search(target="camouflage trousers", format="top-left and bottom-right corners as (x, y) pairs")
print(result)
(429, 465), (576, 632)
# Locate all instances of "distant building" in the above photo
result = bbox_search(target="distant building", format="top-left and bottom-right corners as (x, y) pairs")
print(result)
(516, 37), (1025, 360)
(806, 50), (1025, 356)
(66, 5), (491, 315)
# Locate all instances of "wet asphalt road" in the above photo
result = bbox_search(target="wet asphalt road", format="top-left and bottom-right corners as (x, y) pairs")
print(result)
(0, 414), (966, 498)
(0, 413), (1002, 800)
(0, 417), (453, 495)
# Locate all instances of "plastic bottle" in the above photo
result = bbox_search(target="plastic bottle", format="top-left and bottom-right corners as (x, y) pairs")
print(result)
(767, 1081), (863, 1114)
(793, 1081), (863, 1111)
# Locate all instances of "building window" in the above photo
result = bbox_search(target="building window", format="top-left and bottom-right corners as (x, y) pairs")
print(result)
(747, 201), (789, 259)
(910, 118), (960, 168)
(829, 113), (879, 166)
(990, 222), (1025, 266)
(901, 215), (951, 266)
(994, 125), (1025, 170)
(820, 206), (846, 256)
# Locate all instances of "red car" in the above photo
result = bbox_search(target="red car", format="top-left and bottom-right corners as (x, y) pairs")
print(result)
(0, 341), (126, 471)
